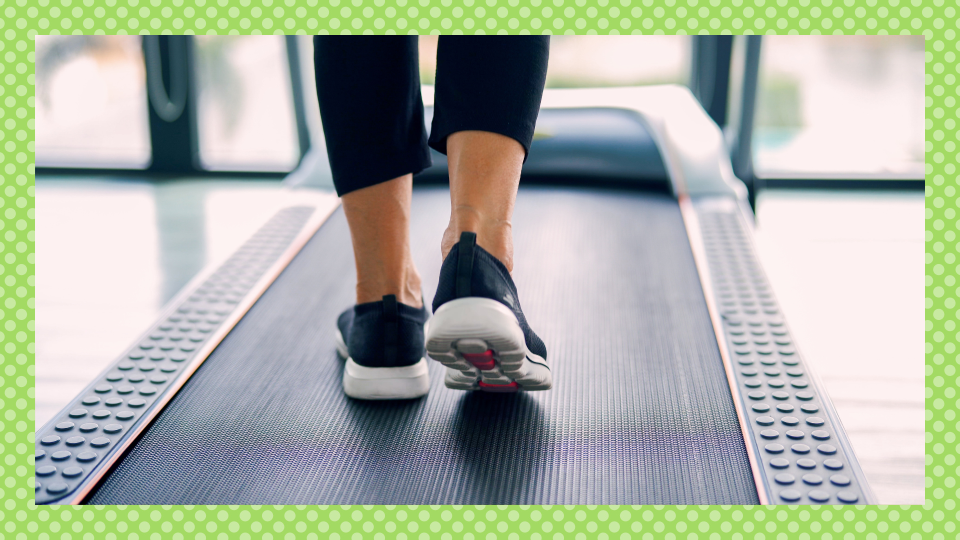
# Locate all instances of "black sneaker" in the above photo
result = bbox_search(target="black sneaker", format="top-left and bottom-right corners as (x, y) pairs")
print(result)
(335, 294), (431, 399)
(426, 232), (552, 392)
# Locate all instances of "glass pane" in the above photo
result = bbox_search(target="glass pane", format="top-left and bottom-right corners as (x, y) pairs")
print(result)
(418, 36), (689, 88)
(195, 36), (300, 172)
(753, 36), (924, 177)
(35, 35), (151, 168)
(546, 36), (689, 87)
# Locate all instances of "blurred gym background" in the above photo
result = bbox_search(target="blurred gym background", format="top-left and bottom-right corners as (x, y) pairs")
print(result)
(35, 35), (923, 503)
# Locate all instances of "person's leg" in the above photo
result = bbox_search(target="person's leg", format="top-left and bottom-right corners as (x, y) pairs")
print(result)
(314, 36), (430, 308)
(429, 36), (550, 272)
(340, 174), (422, 308)
(316, 36), (433, 399)
(442, 131), (524, 272)
(425, 36), (553, 393)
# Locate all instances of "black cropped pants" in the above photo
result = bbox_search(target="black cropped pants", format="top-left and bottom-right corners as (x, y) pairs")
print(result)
(313, 36), (550, 197)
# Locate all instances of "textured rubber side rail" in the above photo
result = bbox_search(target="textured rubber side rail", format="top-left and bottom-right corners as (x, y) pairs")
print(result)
(685, 196), (876, 505)
(88, 187), (758, 505)
(34, 205), (335, 504)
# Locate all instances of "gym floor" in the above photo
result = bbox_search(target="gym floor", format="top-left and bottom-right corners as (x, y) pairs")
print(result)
(35, 177), (923, 504)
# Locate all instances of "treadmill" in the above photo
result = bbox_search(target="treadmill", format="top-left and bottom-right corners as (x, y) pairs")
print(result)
(35, 84), (876, 505)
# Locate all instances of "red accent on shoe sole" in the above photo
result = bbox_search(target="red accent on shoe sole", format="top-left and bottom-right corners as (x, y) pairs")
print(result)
(463, 350), (496, 371)
(478, 381), (519, 393)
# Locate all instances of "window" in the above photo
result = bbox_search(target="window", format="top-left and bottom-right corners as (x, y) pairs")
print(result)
(194, 36), (301, 172)
(35, 35), (151, 168)
(546, 35), (689, 88)
(753, 36), (924, 178)
(418, 35), (690, 88)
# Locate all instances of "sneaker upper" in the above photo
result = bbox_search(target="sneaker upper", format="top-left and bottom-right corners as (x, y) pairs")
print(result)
(432, 232), (547, 360)
(338, 295), (429, 368)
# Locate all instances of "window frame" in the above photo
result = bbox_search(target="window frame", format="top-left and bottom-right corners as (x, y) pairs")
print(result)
(35, 35), (308, 180)
(700, 35), (925, 206)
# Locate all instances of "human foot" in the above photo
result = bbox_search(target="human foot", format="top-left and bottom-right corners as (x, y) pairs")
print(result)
(425, 232), (552, 392)
(336, 294), (431, 400)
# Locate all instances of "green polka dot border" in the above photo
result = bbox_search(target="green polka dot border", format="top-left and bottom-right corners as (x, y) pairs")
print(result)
(5, 0), (952, 537)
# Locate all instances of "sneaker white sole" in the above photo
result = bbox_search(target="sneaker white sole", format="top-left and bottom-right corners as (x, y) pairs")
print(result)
(424, 297), (552, 392)
(336, 329), (430, 400)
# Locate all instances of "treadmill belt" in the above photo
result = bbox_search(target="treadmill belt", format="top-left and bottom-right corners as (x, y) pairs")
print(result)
(89, 187), (758, 504)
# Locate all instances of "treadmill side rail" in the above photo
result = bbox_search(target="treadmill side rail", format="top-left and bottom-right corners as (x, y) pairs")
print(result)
(682, 195), (877, 505)
(34, 202), (339, 504)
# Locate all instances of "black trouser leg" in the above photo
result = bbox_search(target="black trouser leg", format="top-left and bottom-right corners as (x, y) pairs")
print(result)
(313, 35), (432, 197)
(428, 35), (550, 160)
(313, 36), (549, 196)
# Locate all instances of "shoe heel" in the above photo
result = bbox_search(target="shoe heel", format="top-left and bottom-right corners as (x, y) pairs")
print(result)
(426, 297), (526, 364)
(462, 349), (496, 370)
(426, 297), (551, 391)
(342, 358), (431, 400)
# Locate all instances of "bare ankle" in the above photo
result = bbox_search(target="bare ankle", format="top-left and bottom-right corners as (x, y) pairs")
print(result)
(441, 213), (514, 273)
(443, 131), (523, 274)
(355, 265), (423, 308)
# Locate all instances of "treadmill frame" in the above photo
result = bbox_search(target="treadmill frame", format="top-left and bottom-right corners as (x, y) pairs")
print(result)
(34, 85), (875, 505)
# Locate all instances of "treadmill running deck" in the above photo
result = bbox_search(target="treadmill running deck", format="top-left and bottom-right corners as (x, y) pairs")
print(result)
(87, 187), (757, 504)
